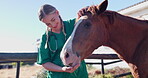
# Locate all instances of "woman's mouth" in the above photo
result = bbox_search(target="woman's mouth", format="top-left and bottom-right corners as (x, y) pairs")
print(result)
(53, 25), (57, 28)
(53, 23), (58, 28)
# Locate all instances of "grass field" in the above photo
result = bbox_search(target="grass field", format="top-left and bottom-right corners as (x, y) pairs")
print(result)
(87, 65), (133, 78)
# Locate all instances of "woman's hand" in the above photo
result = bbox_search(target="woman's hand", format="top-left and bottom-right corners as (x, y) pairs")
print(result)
(77, 6), (89, 19)
(62, 64), (80, 73)
(42, 62), (80, 73)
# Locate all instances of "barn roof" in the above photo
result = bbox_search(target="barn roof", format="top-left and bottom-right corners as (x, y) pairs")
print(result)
(118, 0), (147, 12)
(118, 0), (148, 15)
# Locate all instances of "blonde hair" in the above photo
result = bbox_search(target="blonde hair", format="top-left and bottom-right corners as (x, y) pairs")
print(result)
(38, 4), (57, 21)
(38, 4), (66, 49)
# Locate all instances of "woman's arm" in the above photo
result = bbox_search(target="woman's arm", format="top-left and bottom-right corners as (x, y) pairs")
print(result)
(42, 62), (79, 73)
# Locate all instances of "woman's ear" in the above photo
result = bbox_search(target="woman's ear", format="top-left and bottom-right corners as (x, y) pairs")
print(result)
(55, 10), (59, 15)
(95, 0), (108, 15)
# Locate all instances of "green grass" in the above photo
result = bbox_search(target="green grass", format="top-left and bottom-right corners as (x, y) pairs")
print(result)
(87, 65), (133, 78)
(89, 74), (114, 78)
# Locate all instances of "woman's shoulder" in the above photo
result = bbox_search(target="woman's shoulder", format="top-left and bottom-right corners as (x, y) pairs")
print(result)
(41, 31), (52, 37)
(39, 32), (46, 43)
(41, 32), (47, 38)
(63, 18), (76, 28)
(63, 18), (76, 35)
(63, 18), (76, 24)
(41, 31), (51, 40)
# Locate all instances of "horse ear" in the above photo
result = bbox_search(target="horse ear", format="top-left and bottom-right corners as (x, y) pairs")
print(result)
(96, 0), (108, 15)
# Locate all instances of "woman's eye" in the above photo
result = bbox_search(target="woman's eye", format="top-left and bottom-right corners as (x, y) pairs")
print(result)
(51, 19), (55, 22)
(46, 23), (51, 26)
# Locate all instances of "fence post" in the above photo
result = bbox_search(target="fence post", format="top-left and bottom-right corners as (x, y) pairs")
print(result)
(16, 61), (20, 78)
(101, 59), (105, 74)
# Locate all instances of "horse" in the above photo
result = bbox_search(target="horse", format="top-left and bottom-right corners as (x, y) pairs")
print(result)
(60, 0), (148, 78)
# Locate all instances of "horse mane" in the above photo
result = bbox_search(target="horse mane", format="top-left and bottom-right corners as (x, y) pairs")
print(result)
(101, 10), (148, 25)
(82, 5), (148, 26)
(102, 10), (115, 24)
(87, 6), (117, 24)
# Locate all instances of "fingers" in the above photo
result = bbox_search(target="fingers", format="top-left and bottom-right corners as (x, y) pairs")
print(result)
(77, 8), (85, 18)
(62, 66), (72, 73)
(68, 64), (80, 73)
(77, 6), (89, 19)
(62, 63), (80, 73)
(66, 67), (72, 70)
(77, 10), (82, 19)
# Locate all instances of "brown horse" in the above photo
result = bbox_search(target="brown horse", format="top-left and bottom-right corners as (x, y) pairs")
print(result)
(60, 0), (148, 78)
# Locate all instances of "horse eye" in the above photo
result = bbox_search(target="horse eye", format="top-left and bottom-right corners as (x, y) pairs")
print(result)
(84, 22), (91, 29)
(65, 53), (69, 58)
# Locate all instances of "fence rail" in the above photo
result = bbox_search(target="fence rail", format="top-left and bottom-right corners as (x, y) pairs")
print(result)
(0, 52), (37, 61)
(0, 53), (119, 61)
(0, 52), (131, 78)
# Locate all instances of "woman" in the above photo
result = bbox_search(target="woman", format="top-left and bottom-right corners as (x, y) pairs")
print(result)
(37, 4), (88, 78)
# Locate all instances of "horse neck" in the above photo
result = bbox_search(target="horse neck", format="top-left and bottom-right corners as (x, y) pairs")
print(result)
(104, 12), (148, 62)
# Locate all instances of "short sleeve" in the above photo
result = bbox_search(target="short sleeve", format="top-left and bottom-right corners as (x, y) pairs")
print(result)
(63, 18), (76, 38)
(37, 33), (51, 65)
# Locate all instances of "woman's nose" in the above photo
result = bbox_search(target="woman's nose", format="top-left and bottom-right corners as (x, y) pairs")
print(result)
(51, 23), (57, 27)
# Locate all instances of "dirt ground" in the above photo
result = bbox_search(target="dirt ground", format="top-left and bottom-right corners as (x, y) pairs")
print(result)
(0, 65), (131, 78)
(0, 65), (44, 78)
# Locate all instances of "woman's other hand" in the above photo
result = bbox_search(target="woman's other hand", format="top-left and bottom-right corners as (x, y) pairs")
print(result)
(77, 6), (89, 19)
(62, 64), (80, 73)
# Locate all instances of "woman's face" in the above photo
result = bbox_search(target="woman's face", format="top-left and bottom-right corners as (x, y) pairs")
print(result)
(41, 10), (62, 31)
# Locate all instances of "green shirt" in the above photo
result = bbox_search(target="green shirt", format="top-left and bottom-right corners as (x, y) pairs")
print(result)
(37, 18), (88, 78)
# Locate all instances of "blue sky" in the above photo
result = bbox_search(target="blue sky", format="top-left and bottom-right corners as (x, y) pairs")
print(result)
(0, 0), (144, 51)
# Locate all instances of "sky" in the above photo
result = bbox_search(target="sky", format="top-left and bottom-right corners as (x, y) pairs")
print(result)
(0, 0), (144, 52)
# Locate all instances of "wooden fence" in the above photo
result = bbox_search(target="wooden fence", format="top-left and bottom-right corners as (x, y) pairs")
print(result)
(0, 52), (131, 78)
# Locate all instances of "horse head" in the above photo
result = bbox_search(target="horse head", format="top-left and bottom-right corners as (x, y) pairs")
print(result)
(60, 0), (109, 67)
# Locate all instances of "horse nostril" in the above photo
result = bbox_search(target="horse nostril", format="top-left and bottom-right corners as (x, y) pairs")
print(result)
(69, 63), (73, 66)
(65, 53), (69, 58)
(65, 65), (70, 67)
